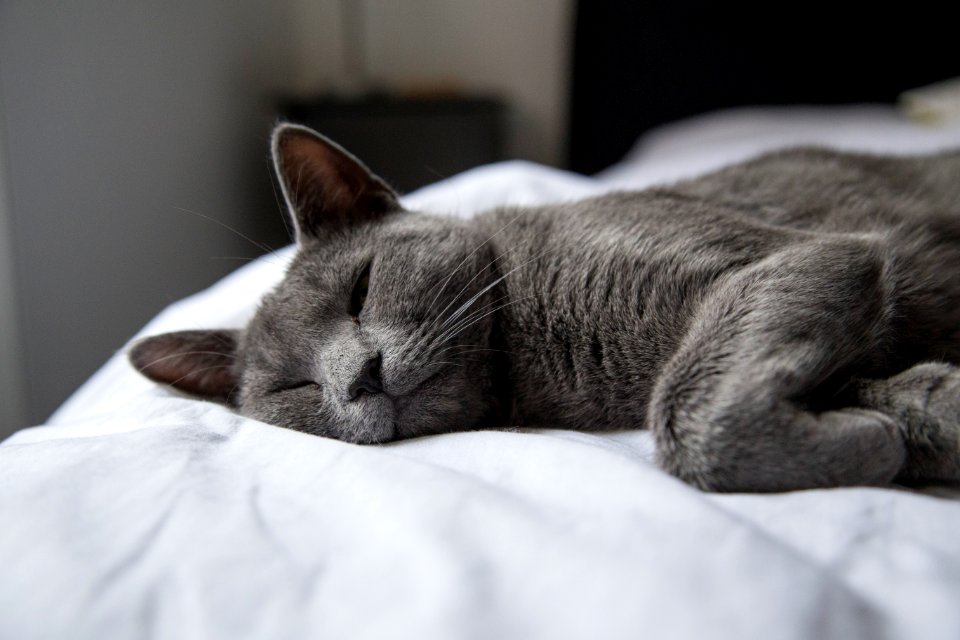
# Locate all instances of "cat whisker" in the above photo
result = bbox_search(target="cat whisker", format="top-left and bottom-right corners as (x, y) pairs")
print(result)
(168, 364), (234, 389)
(209, 255), (288, 269)
(425, 233), (536, 338)
(268, 160), (295, 243)
(395, 320), (433, 359)
(423, 165), (448, 182)
(173, 206), (276, 255)
(433, 296), (537, 349)
(433, 256), (507, 332)
(437, 245), (554, 333)
(424, 211), (525, 318)
(134, 350), (237, 372)
(439, 290), (510, 332)
(435, 347), (510, 358)
(431, 343), (506, 356)
(434, 295), (509, 344)
(426, 360), (463, 369)
(294, 165), (305, 208)
(210, 256), (266, 263)
(425, 353), (500, 370)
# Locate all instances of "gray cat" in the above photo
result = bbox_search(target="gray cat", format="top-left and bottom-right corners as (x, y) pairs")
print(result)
(131, 123), (960, 492)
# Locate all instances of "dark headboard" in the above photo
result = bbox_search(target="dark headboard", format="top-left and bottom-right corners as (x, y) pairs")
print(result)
(568, 1), (958, 173)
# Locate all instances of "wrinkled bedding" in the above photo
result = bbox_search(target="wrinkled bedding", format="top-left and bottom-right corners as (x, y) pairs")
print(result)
(3, 106), (960, 640)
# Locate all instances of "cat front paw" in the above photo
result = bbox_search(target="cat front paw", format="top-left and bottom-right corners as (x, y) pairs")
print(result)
(857, 362), (960, 484)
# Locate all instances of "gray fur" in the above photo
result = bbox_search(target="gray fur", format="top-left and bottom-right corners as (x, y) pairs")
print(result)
(131, 124), (960, 492)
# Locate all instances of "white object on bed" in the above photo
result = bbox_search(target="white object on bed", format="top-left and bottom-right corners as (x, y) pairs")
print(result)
(3, 106), (960, 640)
(900, 77), (960, 124)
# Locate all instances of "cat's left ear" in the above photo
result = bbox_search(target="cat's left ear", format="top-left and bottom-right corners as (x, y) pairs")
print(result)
(271, 123), (402, 243)
(129, 329), (240, 403)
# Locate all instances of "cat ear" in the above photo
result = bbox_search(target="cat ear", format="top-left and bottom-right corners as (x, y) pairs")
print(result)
(271, 123), (402, 242)
(129, 330), (239, 403)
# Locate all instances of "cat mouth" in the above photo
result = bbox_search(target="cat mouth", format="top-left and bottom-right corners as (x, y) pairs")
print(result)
(371, 363), (464, 441)
(351, 392), (398, 443)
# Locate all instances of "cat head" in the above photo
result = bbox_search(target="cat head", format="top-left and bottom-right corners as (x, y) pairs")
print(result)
(130, 124), (507, 443)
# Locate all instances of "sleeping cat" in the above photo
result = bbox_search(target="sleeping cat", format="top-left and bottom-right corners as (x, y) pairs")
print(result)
(131, 123), (960, 492)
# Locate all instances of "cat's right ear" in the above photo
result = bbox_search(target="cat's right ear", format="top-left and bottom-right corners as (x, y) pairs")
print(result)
(129, 330), (240, 403)
(271, 123), (402, 243)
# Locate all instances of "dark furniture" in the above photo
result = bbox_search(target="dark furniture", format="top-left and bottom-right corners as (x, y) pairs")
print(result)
(279, 95), (506, 194)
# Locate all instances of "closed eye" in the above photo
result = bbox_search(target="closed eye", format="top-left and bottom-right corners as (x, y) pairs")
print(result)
(273, 380), (319, 393)
(350, 261), (372, 320)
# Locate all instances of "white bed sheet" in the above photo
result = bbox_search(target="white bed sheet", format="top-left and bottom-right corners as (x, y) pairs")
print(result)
(3, 106), (960, 640)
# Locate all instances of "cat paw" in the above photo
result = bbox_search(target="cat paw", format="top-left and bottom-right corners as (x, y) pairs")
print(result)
(857, 362), (960, 483)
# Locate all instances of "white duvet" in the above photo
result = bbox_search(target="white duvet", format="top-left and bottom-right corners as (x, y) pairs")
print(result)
(3, 106), (960, 640)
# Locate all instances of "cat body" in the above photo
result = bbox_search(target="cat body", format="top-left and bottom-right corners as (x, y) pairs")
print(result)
(487, 150), (960, 428)
(132, 125), (960, 492)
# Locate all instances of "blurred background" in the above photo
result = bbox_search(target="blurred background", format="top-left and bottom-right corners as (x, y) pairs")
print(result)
(0, 0), (955, 436)
(0, 0), (573, 434)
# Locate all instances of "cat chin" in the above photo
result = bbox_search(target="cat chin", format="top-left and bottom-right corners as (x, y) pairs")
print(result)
(291, 414), (397, 445)
(340, 421), (397, 445)
(327, 392), (398, 444)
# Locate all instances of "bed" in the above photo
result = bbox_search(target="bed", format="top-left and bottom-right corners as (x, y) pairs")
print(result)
(2, 104), (960, 639)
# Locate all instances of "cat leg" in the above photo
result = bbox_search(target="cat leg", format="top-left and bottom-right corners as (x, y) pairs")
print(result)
(648, 240), (908, 492)
(856, 362), (960, 484)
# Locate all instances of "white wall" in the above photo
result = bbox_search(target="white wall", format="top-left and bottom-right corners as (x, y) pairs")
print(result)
(0, 121), (27, 438)
(0, 0), (574, 426)
(0, 0), (299, 423)
(288, 0), (575, 165)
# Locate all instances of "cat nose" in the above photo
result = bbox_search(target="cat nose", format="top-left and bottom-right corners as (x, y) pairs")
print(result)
(348, 353), (384, 400)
